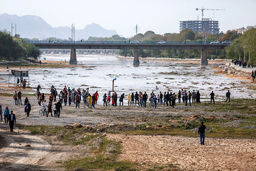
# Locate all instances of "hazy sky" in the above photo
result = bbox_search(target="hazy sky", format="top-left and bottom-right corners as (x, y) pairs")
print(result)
(1, 0), (256, 37)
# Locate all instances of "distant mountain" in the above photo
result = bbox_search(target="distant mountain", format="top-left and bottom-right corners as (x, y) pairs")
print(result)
(0, 14), (117, 40)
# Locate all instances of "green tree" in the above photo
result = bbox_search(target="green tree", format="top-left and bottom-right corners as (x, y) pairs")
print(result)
(24, 43), (41, 59)
(219, 30), (241, 41)
(180, 29), (195, 41)
(0, 31), (26, 60)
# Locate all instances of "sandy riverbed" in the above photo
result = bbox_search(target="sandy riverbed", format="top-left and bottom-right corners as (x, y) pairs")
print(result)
(0, 57), (256, 170)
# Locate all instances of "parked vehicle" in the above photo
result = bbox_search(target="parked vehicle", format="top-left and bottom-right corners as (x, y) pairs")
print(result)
(210, 41), (220, 44)
(221, 41), (232, 44)
(130, 40), (140, 44)
(157, 41), (166, 44)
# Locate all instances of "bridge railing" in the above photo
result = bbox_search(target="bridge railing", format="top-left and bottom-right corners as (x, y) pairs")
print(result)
(24, 40), (230, 45)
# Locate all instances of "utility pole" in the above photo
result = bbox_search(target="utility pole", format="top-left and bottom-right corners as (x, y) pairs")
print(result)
(71, 24), (75, 42)
(11, 24), (14, 36)
(135, 24), (138, 41)
(15, 24), (17, 36)
(112, 78), (117, 92)
(243, 47), (246, 62)
(249, 49), (251, 63)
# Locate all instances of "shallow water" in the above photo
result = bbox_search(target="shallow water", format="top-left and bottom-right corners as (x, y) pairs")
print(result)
(26, 54), (256, 100)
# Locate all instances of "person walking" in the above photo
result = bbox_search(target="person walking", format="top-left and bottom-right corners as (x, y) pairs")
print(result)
(135, 92), (139, 106)
(17, 78), (20, 87)
(23, 79), (27, 89)
(226, 90), (231, 102)
(143, 92), (148, 108)
(88, 94), (92, 108)
(210, 91), (215, 104)
(178, 90), (181, 103)
(153, 95), (158, 108)
(55, 100), (62, 118)
(107, 94), (110, 106)
(13, 91), (18, 105)
(7, 111), (16, 132)
(188, 91), (192, 106)
(0, 105), (2, 121)
(48, 102), (53, 117)
(103, 93), (107, 106)
(64, 93), (67, 106)
(75, 94), (81, 108)
(198, 122), (206, 145)
(119, 93), (124, 106)
(18, 91), (22, 105)
(184, 91), (188, 106)
(25, 101), (31, 117)
(92, 94), (96, 108)
(131, 93), (134, 105)
(68, 92), (72, 106)
(251, 71), (255, 82)
(160, 92), (163, 105)
(94, 91), (99, 104)
(192, 90), (196, 103)
(24, 97), (29, 106)
(127, 93), (131, 106)
(196, 91), (201, 103)
(42, 100), (47, 117)
(4, 107), (9, 123)
(171, 93), (176, 108)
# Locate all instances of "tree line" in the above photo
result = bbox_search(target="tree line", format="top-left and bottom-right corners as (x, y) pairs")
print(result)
(118, 29), (226, 59)
(226, 28), (256, 66)
(0, 31), (40, 61)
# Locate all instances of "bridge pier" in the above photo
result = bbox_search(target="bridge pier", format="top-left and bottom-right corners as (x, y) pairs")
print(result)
(200, 48), (208, 65)
(133, 49), (140, 67)
(70, 48), (77, 64)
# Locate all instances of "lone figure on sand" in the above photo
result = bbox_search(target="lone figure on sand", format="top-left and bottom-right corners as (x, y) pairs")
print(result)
(198, 122), (206, 145)
(8, 111), (16, 132)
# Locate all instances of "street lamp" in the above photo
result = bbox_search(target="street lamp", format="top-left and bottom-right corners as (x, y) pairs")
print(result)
(243, 46), (246, 62)
(112, 78), (117, 92)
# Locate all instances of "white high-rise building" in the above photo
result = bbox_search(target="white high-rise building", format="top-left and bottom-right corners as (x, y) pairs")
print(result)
(180, 18), (219, 34)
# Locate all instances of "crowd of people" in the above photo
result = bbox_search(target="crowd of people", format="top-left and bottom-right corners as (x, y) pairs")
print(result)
(16, 77), (27, 89)
(231, 60), (256, 82)
(36, 85), (100, 117)
(232, 59), (248, 68)
(34, 84), (232, 116)
(0, 83), (232, 135)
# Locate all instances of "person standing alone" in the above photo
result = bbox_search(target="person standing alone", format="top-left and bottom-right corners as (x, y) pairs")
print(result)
(8, 111), (16, 132)
(210, 91), (215, 104)
(0, 105), (2, 121)
(198, 122), (206, 145)
(25, 101), (31, 117)
(226, 90), (231, 102)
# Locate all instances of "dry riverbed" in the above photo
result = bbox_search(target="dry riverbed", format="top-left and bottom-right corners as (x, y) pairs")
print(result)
(1, 59), (256, 170)
(0, 91), (256, 170)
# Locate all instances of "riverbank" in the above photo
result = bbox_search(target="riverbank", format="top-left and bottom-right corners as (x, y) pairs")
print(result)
(213, 62), (256, 84)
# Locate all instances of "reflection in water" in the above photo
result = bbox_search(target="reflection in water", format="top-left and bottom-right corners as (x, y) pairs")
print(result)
(29, 54), (256, 100)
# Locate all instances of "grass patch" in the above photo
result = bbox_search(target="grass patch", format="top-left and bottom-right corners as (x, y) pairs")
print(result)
(24, 126), (98, 145)
(24, 125), (136, 170)
(196, 99), (256, 114)
(64, 136), (135, 170)
(64, 155), (134, 170)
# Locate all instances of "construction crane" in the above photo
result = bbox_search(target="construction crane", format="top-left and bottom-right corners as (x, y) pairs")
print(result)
(196, 8), (224, 20)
